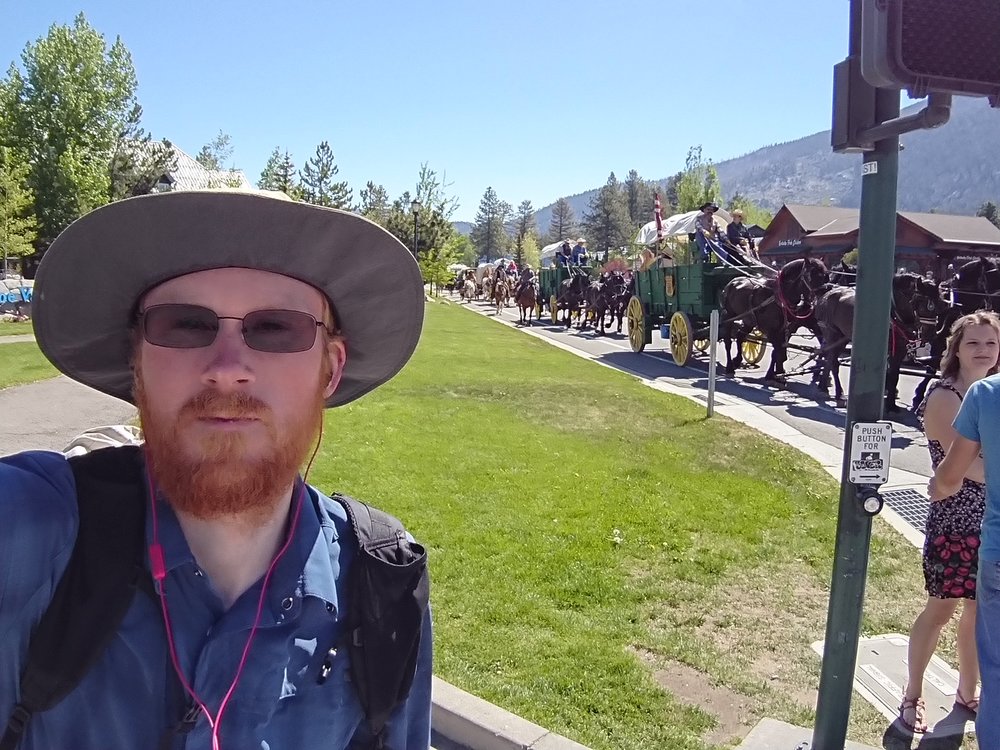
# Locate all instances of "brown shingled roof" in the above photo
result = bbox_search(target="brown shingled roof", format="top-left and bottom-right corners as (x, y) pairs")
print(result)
(781, 204), (1000, 247)
(899, 211), (1000, 246)
(783, 204), (859, 232)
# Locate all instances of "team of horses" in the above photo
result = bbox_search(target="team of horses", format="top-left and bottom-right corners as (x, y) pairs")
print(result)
(454, 254), (996, 413)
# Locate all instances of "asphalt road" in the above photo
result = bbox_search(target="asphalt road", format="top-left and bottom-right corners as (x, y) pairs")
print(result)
(457, 294), (933, 479)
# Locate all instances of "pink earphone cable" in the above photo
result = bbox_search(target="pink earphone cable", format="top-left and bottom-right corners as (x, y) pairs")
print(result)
(145, 457), (306, 750)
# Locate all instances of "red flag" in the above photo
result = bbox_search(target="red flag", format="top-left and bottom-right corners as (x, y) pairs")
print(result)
(654, 192), (664, 240)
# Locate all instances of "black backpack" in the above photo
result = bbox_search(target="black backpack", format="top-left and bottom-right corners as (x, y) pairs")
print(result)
(0, 445), (429, 750)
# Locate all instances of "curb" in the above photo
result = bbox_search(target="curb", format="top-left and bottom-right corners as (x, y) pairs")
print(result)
(432, 678), (592, 750)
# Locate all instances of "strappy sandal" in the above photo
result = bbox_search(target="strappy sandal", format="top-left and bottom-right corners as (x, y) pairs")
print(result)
(954, 689), (980, 716)
(898, 696), (928, 733)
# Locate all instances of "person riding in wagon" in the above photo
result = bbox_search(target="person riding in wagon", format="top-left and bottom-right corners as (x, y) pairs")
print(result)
(694, 202), (721, 261)
(556, 240), (573, 267)
(571, 238), (589, 266)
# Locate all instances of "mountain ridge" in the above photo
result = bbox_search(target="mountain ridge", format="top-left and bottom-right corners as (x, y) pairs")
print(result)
(527, 97), (1000, 234)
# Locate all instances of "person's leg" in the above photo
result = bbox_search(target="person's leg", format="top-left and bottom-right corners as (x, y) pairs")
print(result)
(976, 560), (1000, 743)
(905, 597), (960, 728)
(956, 599), (980, 706)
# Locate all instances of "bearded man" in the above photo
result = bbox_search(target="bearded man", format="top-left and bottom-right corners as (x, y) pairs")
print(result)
(0, 191), (431, 749)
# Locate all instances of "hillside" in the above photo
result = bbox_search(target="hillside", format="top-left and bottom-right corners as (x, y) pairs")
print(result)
(530, 97), (1000, 234)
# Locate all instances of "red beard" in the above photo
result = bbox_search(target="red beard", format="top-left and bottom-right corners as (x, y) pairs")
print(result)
(134, 371), (325, 526)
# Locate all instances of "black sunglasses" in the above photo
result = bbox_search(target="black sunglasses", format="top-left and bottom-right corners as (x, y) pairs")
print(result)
(140, 304), (329, 353)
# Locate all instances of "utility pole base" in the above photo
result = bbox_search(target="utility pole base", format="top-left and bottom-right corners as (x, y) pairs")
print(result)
(737, 719), (878, 750)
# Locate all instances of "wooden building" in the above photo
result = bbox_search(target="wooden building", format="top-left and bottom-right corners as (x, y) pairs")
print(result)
(758, 204), (1000, 277)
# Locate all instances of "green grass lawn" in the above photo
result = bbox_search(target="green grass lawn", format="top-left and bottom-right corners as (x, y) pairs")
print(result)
(0, 342), (58, 389)
(310, 300), (935, 750)
(0, 321), (33, 336)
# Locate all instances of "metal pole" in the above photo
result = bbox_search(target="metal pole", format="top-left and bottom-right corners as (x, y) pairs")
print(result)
(707, 309), (719, 417)
(811, 7), (900, 747)
(412, 211), (419, 259)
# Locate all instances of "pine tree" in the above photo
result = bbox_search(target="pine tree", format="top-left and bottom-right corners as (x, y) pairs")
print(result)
(582, 173), (631, 260)
(978, 201), (1000, 229)
(359, 181), (390, 222)
(257, 147), (283, 191)
(511, 199), (536, 267)
(624, 169), (654, 229)
(547, 197), (577, 244)
(274, 151), (299, 197)
(108, 102), (177, 201)
(300, 141), (352, 209)
(470, 187), (512, 262)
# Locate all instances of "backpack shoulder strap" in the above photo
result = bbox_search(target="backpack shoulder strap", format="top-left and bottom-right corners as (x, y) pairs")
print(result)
(331, 494), (429, 747)
(1, 445), (147, 750)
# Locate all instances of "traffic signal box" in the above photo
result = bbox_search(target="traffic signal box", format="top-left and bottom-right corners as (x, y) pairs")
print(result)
(834, 0), (1000, 153)
(862, 0), (1000, 104)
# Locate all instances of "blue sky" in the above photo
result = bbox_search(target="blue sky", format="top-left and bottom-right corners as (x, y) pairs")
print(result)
(3, 0), (856, 221)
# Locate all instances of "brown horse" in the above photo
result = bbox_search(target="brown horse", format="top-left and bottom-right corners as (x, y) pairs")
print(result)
(492, 274), (510, 314)
(515, 282), (538, 325)
(814, 272), (945, 410)
(719, 257), (829, 382)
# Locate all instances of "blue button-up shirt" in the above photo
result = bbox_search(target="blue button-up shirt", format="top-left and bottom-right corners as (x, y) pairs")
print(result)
(0, 450), (432, 749)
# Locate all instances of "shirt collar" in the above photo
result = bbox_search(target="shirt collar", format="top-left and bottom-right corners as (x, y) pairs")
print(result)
(145, 478), (341, 617)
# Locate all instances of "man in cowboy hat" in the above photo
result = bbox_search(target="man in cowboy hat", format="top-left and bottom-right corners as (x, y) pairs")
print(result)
(571, 237), (589, 266)
(0, 192), (432, 749)
(694, 202), (720, 260)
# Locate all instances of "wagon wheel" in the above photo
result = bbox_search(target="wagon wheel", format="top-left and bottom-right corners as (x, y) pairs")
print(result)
(669, 311), (694, 366)
(626, 296), (646, 353)
(741, 328), (766, 366)
(549, 294), (559, 324)
(693, 338), (710, 353)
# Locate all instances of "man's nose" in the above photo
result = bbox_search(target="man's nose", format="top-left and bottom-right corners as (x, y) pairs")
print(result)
(202, 320), (255, 388)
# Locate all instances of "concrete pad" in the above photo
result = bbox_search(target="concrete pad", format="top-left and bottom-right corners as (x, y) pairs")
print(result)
(811, 634), (975, 738)
(431, 677), (592, 750)
(738, 718), (879, 749)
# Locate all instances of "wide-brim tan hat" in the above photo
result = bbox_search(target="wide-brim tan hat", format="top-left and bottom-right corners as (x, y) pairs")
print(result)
(576, 238), (587, 244)
(32, 190), (424, 408)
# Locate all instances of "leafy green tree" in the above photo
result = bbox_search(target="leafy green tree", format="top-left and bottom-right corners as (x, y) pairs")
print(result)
(300, 141), (352, 208)
(511, 199), (536, 266)
(470, 186), (512, 261)
(547, 197), (577, 244)
(675, 146), (721, 212)
(195, 130), (233, 171)
(978, 201), (1000, 229)
(358, 181), (390, 222)
(520, 232), (540, 269)
(418, 231), (465, 295)
(726, 192), (773, 228)
(1, 13), (146, 246)
(0, 145), (38, 271)
(583, 172), (632, 259)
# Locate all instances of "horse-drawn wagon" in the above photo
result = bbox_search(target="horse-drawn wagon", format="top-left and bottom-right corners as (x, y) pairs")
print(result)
(536, 264), (596, 324)
(625, 210), (772, 368)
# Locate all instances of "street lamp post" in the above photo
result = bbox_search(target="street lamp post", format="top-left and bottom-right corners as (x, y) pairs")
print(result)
(410, 199), (421, 259)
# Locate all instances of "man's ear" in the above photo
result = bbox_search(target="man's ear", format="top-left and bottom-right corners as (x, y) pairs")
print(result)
(323, 336), (347, 399)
